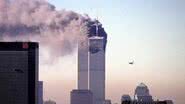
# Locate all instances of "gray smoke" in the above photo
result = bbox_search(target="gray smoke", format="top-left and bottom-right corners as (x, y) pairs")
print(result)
(0, 0), (93, 62)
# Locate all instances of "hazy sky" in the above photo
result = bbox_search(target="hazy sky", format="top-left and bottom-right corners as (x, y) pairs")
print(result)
(41, 0), (185, 104)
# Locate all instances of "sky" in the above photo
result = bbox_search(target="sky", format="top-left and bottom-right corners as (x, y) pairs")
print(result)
(41, 0), (185, 104)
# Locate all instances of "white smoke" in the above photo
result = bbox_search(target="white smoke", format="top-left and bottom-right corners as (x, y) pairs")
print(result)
(0, 0), (92, 62)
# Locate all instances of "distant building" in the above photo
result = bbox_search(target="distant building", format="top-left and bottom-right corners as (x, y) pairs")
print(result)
(121, 83), (173, 104)
(134, 83), (153, 102)
(38, 81), (43, 104)
(44, 100), (56, 104)
(165, 100), (173, 104)
(121, 95), (131, 102)
(122, 100), (173, 104)
(70, 89), (93, 104)
(103, 99), (112, 104)
(0, 42), (39, 104)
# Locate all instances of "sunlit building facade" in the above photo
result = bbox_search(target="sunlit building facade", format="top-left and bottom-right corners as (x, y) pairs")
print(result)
(77, 20), (107, 104)
(89, 36), (105, 104)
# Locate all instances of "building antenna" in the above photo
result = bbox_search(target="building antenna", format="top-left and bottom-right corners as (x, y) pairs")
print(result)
(95, 9), (101, 36)
(95, 21), (99, 36)
(96, 9), (99, 21)
(91, 9), (101, 36)
(90, 22), (99, 36)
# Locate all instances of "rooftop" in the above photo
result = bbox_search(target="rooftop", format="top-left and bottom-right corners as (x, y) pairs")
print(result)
(89, 36), (104, 40)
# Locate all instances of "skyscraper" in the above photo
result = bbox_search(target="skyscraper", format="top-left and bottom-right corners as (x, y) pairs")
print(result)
(38, 81), (43, 104)
(103, 100), (112, 104)
(89, 36), (105, 104)
(44, 100), (56, 104)
(78, 37), (89, 89)
(70, 90), (93, 104)
(0, 42), (39, 104)
(77, 20), (107, 104)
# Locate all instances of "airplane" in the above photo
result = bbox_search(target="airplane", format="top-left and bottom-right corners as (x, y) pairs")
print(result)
(129, 60), (134, 65)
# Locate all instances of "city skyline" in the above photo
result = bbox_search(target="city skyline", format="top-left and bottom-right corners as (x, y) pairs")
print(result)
(0, 0), (184, 104)
(42, 0), (185, 104)
(121, 82), (173, 104)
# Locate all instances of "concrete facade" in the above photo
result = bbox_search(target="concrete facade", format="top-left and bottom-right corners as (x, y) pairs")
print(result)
(77, 20), (107, 104)
(70, 90), (93, 104)
(78, 38), (89, 89)
(89, 37), (105, 104)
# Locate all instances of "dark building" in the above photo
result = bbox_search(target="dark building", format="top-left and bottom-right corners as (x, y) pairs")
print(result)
(38, 81), (43, 104)
(44, 100), (56, 104)
(70, 89), (93, 104)
(103, 99), (112, 104)
(122, 100), (173, 104)
(0, 42), (39, 104)
(121, 95), (131, 102)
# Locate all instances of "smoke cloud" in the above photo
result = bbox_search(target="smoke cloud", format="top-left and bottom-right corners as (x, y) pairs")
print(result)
(0, 0), (107, 63)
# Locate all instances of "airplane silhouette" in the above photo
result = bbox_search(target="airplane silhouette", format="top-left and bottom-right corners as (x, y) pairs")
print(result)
(129, 60), (134, 65)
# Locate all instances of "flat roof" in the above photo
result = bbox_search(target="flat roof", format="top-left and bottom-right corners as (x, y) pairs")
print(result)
(71, 89), (92, 93)
(0, 42), (39, 50)
(89, 36), (104, 40)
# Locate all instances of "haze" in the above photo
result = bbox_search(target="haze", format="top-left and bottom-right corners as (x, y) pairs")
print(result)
(39, 0), (185, 104)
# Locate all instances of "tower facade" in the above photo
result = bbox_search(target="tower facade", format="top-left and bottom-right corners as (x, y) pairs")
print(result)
(38, 81), (43, 104)
(70, 90), (93, 104)
(0, 42), (39, 104)
(77, 20), (107, 104)
(78, 37), (89, 89)
(89, 36), (105, 104)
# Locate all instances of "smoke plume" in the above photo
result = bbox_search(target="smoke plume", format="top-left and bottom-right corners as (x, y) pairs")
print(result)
(0, 0), (107, 63)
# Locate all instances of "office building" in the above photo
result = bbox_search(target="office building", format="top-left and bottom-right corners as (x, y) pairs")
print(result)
(0, 42), (39, 104)
(70, 89), (93, 104)
(78, 37), (89, 89)
(122, 100), (173, 104)
(103, 100), (112, 104)
(89, 36), (105, 104)
(77, 20), (107, 104)
(88, 20), (107, 104)
(134, 83), (153, 102)
(38, 81), (43, 104)
(121, 95), (131, 102)
(44, 100), (56, 104)
(121, 83), (173, 104)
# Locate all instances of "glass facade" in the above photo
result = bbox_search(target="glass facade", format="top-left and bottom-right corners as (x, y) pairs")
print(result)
(0, 42), (38, 104)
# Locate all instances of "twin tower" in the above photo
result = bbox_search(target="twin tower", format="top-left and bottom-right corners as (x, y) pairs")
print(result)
(78, 20), (107, 104)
